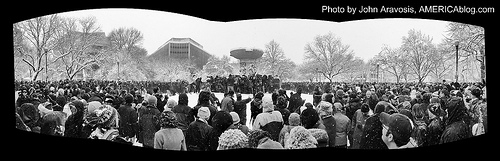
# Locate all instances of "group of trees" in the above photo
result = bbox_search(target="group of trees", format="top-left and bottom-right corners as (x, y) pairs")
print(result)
(372, 22), (485, 84)
(14, 14), (484, 84)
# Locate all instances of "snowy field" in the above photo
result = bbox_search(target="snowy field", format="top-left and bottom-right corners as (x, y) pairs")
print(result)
(167, 90), (313, 129)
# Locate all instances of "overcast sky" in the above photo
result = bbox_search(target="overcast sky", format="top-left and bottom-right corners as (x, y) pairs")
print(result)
(57, 8), (450, 64)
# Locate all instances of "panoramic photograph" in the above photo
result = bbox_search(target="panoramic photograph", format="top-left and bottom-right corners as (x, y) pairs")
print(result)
(14, 8), (487, 151)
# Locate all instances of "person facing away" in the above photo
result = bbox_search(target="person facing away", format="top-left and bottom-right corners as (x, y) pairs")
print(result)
(137, 95), (161, 148)
(332, 102), (351, 148)
(154, 110), (187, 151)
(317, 101), (337, 147)
(185, 107), (213, 151)
(253, 95), (284, 142)
(233, 93), (252, 126)
(279, 112), (301, 147)
(117, 94), (138, 140)
(350, 103), (371, 149)
(220, 90), (235, 112)
(360, 101), (389, 149)
(171, 93), (194, 135)
(250, 92), (264, 125)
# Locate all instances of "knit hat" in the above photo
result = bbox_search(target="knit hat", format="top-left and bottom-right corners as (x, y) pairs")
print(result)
(230, 112), (240, 125)
(333, 102), (343, 111)
(288, 113), (301, 126)
(217, 129), (248, 150)
(197, 107), (211, 120)
(158, 111), (177, 128)
(284, 126), (317, 149)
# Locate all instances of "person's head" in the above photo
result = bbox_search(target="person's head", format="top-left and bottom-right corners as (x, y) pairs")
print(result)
(412, 103), (427, 120)
(333, 102), (343, 113)
(166, 99), (177, 109)
(227, 90), (234, 98)
(178, 93), (188, 105)
(470, 88), (482, 99)
(276, 96), (287, 109)
(158, 111), (177, 128)
(146, 95), (157, 107)
(198, 91), (211, 105)
(361, 103), (370, 115)
(236, 93), (242, 101)
(308, 128), (329, 148)
(217, 129), (248, 150)
(317, 101), (333, 117)
(124, 94), (134, 104)
(284, 126), (317, 149)
(18, 103), (39, 123)
(229, 112), (240, 125)
(300, 108), (320, 129)
(197, 106), (211, 120)
(261, 95), (274, 112)
(288, 112), (301, 126)
(380, 112), (413, 149)
(211, 111), (233, 131)
(255, 92), (264, 100)
(104, 95), (114, 106)
(366, 91), (372, 99)
(440, 89), (450, 98)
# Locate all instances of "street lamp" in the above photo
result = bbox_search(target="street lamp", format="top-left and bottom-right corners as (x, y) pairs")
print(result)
(376, 63), (380, 83)
(455, 41), (459, 83)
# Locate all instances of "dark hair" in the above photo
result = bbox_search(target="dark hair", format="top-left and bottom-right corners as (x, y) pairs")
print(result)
(300, 108), (320, 129)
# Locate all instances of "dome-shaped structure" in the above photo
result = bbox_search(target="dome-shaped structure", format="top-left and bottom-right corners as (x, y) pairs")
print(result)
(230, 48), (264, 60)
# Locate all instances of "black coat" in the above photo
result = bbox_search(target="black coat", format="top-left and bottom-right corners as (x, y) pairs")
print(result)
(360, 114), (388, 149)
(185, 119), (213, 151)
(118, 104), (138, 138)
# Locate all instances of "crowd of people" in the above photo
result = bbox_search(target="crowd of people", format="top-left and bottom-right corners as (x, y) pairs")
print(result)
(15, 78), (487, 150)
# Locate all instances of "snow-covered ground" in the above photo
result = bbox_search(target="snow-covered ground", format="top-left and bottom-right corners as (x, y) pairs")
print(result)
(166, 90), (313, 129)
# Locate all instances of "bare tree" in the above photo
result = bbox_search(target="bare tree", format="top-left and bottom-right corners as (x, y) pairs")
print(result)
(14, 14), (61, 81)
(376, 45), (410, 83)
(257, 40), (296, 80)
(304, 32), (358, 83)
(445, 22), (485, 81)
(401, 29), (438, 84)
(51, 16), (107, 80)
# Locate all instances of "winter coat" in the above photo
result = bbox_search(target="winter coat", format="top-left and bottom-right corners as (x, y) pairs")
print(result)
(351, 109), (369, 149)
(138, 105), (161, 147)
(154, 128), (187, 150)
(207, 111), (233, 151)
(279, 125), (299, 147)
(118, 103), (138, 138)
(333, 112), (351, 146)
(321, 115), (337, 147)
(233, 98), (252, 125)
(288, 92), (303, 113)
(185, 119), (213, 151)
(360, 113), (388, 149)
(172, 104), (194, 133)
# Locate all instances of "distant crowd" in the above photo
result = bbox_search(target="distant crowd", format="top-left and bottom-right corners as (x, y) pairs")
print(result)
(15, 78), (486, 150)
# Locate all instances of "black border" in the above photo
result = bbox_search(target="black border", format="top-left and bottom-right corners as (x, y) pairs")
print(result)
(10, 1), (497, 159)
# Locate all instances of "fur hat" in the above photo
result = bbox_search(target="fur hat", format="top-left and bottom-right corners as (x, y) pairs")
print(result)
(261, 95), (274, 112)
(284, 126), (317, 149)
(217, 129), (248, 150)
(247, 129), (271, 148)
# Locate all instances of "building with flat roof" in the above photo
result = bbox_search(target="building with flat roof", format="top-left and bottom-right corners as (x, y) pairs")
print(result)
(148, 38), (211, 69)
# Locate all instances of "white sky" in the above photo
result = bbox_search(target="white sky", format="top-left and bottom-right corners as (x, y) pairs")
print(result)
(57, 8), (450, 64)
